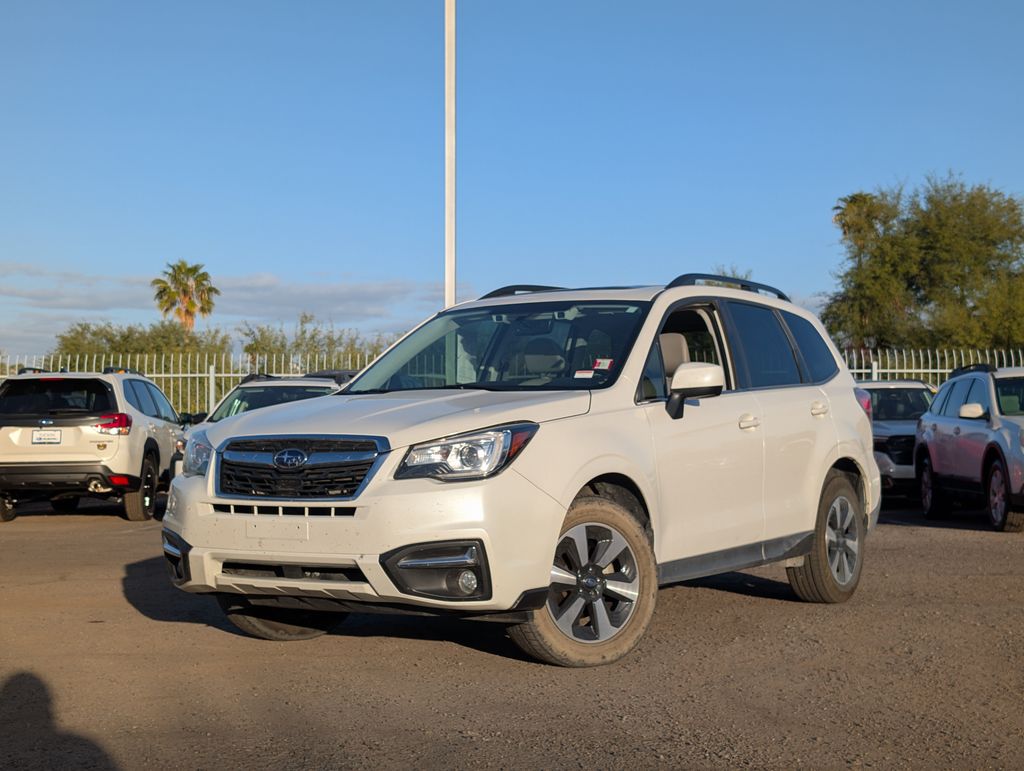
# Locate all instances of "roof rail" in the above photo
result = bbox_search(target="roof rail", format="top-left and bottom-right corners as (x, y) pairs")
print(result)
(16, 366), (47, 375)
(479, 284), (566, 300)
(948, 363), (995, 378)
(239, 372), (277, 384)
(102, 366), (146, 376)
(304, 369), (358, 386)
(665, 273), (791, 302)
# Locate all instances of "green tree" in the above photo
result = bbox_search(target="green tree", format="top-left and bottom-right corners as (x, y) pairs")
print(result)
(151, 260), (221, 331)
(822, 175), (1024, 348)
(52, 320), (232, 356)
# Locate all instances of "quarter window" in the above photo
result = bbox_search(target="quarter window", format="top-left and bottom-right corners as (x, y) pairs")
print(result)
(637, 341), (667, 401)
(726, 302), (802, 388)
(781, 311), (839, 383)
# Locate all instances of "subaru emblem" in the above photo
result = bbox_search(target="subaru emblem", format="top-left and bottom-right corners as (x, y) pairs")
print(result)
(273, 448), (308, 469)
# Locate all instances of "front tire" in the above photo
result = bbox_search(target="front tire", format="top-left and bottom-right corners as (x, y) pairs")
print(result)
(0, 499), (15, 523)
(986, 459), (1024, 532)
(216, 595), (346, 641)
(123, 454), (157, 521)
(787, 470), (865, 603)
(508, 496), (657, 667)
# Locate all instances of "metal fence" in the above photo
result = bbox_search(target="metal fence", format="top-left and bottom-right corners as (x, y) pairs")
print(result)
(5, 348), (1024, 413)
(0, 352), (375, 414)
(842, 349), (1024, 384)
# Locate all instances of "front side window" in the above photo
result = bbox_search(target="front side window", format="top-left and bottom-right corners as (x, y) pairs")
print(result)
(0, 378), (116, 415)
(994, 378), (1024, 416)
(209, 385), (337, 422)
(347, 301), (649, 393)
(941, 379), (972, 418)
(965, 378), (992, 416)
(725, 302), (802, 389)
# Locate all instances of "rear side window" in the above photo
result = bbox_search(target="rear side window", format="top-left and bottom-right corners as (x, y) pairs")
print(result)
(726, 302), (802, 388)
(125, 380), (158, 418)
(144, 383), (179, 423)
(0, 378), (115, 415)
(782, 311), (839, 383)
(940, 379), (972, 418)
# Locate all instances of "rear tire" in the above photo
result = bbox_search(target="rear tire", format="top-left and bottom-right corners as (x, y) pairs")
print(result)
(508, 496), (657, 667)
(123, 454), (157, 521)
(919, 456), (948, 520)
(216, 595), (345, 641)
(787, 470), (864, 604)
(50, 497), (80, 514)
(987, 459), (1024, 532)
(0, 500), (15, 523)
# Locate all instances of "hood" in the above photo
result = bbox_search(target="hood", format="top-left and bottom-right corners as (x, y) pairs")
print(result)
(872, 419), (919, 438)
(202, 389), (591, 450)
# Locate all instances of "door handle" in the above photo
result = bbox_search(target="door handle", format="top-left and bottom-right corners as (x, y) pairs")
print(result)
(738, 414), (761, 430)
(810, 401), (829, 417)
(931, 423), (937, 431)
(953, 426), (960, 436)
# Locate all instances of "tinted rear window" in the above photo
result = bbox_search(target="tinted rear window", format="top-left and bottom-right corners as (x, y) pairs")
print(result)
(782, 311), (839, 383)
(726, 302), (802, 388)
(0, 378), (116, 415)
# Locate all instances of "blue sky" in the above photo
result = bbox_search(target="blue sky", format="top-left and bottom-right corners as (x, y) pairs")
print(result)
(2, 0), (1022, 353)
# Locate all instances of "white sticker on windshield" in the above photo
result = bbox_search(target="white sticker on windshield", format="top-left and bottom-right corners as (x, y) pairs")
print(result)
(574, 370), (595, 379)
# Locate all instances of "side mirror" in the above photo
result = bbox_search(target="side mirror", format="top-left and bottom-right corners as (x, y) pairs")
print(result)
(958, 403), (985, 420)
(666, 362), (725, 420)
(181, 412), (207, 426)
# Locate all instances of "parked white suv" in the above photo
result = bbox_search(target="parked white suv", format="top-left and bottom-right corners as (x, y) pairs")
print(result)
(0, 369), (184, 521)
(171, 372), (351, 476)
(163, 275), (880, 666)
(860, 380), (934, 497)
(916, 364), (1024, 531)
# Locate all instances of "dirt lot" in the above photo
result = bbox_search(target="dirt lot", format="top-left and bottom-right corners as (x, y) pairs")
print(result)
(1, 498), (1022, 770)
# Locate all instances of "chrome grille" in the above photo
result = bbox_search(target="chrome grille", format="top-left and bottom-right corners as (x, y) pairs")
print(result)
(217, 435), (386, 499)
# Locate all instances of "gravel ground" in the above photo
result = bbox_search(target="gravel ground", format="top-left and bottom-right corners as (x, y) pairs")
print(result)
(1, 498), (1022, 769)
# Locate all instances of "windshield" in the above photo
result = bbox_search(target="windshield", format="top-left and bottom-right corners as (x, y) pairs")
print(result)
(0, 378), (116, 415)
(348, 301), (650, 393)
(995, 378), (1024, 416)
(209, 385), (336, 422)
(869, 387), (933, 421)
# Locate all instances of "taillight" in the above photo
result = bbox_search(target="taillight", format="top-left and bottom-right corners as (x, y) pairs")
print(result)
(94, 413), (132, 435)
(854, 388), (872, 420)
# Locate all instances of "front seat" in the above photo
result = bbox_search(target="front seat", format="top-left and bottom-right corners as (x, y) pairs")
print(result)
(659, 333), (689, 389)
(520, 338), (566, 385)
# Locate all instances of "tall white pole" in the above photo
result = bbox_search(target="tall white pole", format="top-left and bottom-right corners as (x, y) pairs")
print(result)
(444, 0), (456, 307)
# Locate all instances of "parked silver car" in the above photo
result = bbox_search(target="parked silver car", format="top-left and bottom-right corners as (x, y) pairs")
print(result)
(859, 380), (934, 497)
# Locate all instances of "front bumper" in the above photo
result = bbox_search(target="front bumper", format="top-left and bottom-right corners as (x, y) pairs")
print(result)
(162, 465), (564, 613)
(0, 463), (140, 499)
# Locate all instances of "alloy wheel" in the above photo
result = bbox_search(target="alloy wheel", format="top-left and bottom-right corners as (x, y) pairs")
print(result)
(546, 522), (640, 644)
(825, 495), (860, 586)
(989, 466), (1007, 527)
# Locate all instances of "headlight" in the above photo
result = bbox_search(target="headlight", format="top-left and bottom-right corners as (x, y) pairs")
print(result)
(182, 429), (214, 477)
(396, 423), (538, 481)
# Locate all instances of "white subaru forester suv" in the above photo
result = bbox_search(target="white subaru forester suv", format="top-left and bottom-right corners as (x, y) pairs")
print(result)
(163, 275), (880, 666)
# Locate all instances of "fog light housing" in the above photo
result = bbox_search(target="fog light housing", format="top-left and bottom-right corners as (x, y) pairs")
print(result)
(381, 540), (491, 601)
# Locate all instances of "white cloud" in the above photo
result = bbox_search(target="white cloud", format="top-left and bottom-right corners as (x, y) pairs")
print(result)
(0, 262), (452, 355)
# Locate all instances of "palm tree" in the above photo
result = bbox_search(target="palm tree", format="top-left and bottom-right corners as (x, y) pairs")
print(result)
(151, 260), (221, 331)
